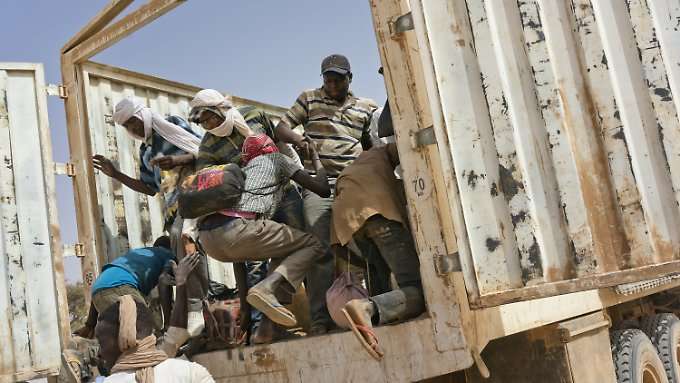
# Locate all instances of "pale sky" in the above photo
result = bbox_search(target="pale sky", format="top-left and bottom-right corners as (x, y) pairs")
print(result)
(1, 1), (387, 283)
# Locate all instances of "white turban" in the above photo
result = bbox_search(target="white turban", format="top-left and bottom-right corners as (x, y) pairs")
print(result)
(113, 98), (201, 155)
(189, 89), (254, 138)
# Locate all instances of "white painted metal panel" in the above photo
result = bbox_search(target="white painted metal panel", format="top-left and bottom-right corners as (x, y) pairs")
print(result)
(0, 64), (63, 382)
(411, 0), (680, 306)
(80, 61), (286, 288)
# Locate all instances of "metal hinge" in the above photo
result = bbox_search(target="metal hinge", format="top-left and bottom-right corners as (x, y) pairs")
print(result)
(410, 126), (437, 149)
(390, 11), (414, 36)
(54, 162), (76, 177)
(63, 243), (84, 258)
(46, 84), (68, 99)
(434, 252), (461, 275)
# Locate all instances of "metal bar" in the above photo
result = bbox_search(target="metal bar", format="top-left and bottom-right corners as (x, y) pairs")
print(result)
(61, 0), (134, 54)
(648, 0), (680, 135)
(539, 0), (627, 272)
(571, 0), (652, 267)
(475, 259), (680, 308)
(416, 0), (522, 294)
(591, 0), (680, 262)
(485, 0), (572, 281)
(68, 0), (186, 64)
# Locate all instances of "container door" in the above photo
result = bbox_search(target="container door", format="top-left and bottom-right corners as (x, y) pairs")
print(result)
(0, 63), (66, 382)
(409, 0), (680, 307)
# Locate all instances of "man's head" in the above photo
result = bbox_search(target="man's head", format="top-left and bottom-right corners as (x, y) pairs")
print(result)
(321, 54), (352, 101)
(95, 298), (154, 371)
(153, 235), (171, 250)
(113, 98), (147, 140)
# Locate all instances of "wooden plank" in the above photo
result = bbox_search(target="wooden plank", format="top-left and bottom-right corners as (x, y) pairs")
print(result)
(591, 0), (680, 262)
(649, 0), (680, 126)
(369, 0), (468, 353)
(571, 0), (652, 268)
(144, 90), (168, 241)
(0, 69), (18, 378)
(413, 0), (522, 294)
(538, 0), (628, 273)
(485, 0), (572, 281)
(129, 88), (154, 246)
(6, 69), (62, 369)
(61, 0), (134, 54)
(68, 0), (186, 64)
(476, 259), (680, 308)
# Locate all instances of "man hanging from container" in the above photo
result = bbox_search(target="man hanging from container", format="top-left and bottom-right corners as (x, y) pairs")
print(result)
(330, 106), (425, 359)
(92, 98), (208, 337)
(274, 54), (378, 334)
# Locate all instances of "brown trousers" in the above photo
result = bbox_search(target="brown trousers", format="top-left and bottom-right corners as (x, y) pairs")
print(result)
(199, 218), (324, 290)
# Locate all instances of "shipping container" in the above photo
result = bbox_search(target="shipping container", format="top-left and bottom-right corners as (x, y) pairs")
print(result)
(3, 0), (680, 381)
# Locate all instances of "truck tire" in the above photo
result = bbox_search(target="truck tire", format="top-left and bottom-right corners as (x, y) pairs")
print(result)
(642, 314), (680, 383)
(612, 329), (669, 383)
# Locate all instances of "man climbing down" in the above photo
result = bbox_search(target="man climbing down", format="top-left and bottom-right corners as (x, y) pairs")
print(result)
(94, 98), (207, 336)
(198, 133), (331, 331)
(76, 236), (177, 339)
(331, 141), (425, 360)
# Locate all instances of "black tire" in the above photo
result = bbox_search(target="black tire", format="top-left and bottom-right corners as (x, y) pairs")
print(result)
(612, 329), (669, 383)
(642, 314), (680, 383)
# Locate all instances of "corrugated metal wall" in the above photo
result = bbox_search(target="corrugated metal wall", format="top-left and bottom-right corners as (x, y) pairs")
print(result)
(412, 0), (680, 306)
(0, 64), (62, 382)
(80, 61), (286, 288)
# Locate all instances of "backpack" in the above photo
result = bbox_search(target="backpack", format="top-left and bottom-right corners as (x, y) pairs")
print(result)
(177, 163), (245, 218)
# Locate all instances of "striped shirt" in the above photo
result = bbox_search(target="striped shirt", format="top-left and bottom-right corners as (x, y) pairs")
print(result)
(234, 153), (302, 218)
(278, 88), (378, 179)
(195, 105), (275, 170)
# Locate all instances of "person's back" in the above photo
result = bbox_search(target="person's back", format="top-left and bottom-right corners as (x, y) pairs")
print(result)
(94, 246), (175, 296)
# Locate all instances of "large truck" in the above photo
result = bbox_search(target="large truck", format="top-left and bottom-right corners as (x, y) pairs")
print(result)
(2, 0), (680, 382)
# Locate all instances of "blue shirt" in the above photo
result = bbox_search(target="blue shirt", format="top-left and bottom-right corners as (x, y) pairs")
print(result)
(91, 247), (175, 296)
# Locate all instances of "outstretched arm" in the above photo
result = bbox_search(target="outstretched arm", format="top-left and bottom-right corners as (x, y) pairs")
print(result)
(92, 155), (156, 195)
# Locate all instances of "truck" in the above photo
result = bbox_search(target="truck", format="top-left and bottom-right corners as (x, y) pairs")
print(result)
(2, 0), (680, 382)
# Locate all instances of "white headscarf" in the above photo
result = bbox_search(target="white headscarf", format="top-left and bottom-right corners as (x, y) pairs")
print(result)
(189, 89), (254, 138)
(113, 98), (201, 155)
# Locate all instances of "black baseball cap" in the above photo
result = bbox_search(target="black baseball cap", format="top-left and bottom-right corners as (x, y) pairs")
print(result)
(321, 54), (351, 75)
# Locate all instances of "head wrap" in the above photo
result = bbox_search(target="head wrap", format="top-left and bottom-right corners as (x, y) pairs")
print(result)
(110, 295), (168, 383)
(241, 134), (279, 165)
(113, 98), (201, 155)
(189, 89), (254, 138)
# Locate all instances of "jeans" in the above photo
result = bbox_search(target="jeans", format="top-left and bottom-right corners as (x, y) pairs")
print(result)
(354, 215), (424, 325)
(301, 188), (336, 328)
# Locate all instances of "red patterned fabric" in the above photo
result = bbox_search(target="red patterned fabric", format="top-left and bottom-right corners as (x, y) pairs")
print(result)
(241, 134), (279, 165)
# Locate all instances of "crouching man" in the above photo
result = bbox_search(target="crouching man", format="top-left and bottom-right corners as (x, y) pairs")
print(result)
(198, 134), (331, 329)
(331, 142), (425, 360)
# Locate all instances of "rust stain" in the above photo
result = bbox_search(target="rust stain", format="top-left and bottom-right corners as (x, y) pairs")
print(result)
(252, 347), (280, 369)
(649, 224), (675, 263)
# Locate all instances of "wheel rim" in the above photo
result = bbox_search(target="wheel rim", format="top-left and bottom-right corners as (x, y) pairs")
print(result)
(643, 362), (664, 383)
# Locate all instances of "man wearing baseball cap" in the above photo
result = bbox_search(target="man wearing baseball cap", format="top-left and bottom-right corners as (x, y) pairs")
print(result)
(274, 54), (378, 335)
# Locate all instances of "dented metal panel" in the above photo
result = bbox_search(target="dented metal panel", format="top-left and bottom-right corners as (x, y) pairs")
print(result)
(412, 0), (680, 306)
(80, 61), (286, 286)
(0, 64), (63, 382)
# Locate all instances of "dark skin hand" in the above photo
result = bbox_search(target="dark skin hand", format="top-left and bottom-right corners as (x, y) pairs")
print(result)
(92, 154), (156, 196)
(290, 144), (331, 198)
(149, 153), (195, 170)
